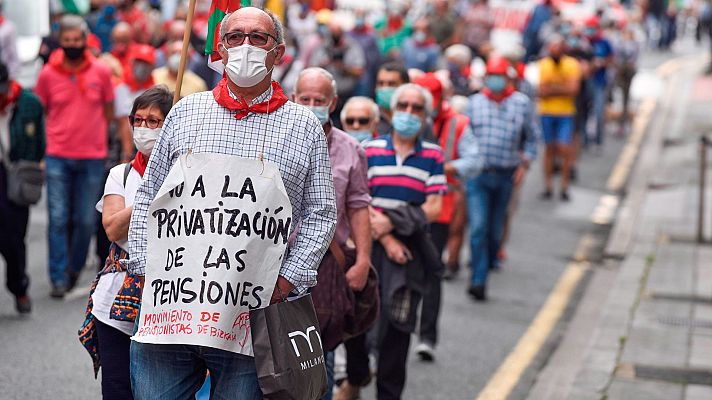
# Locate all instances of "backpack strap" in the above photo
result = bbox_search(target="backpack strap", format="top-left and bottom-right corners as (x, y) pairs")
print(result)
(123, 162), (132, 188)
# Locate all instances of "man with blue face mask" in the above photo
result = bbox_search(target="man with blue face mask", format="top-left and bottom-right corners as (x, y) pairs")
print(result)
(447, 56), (541, 301)
(364, 83), (446, 400)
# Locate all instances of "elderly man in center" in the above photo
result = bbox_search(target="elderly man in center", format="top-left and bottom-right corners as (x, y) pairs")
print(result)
(292, 67), (373, 400)
(365, 83), (446, 400)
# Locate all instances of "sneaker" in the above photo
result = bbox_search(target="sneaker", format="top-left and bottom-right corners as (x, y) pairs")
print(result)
(414, 342), (435, 362)
(560, 191), (571, 202)
(540, 190), (553, 201)
(467, 285), (487, 301)
(50, 284), (67, 299)
(15, 295), (32, 314)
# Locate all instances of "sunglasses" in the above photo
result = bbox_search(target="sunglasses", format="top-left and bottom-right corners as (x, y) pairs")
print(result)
(395, 101), (425, 113)
(344, 117), (371, 126)
(129, 115), (163, 129)
(222, 31), (277, 47)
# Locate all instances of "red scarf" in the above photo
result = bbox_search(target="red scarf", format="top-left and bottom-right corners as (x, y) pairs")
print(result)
(130, 151), (148, 177)
(0, 81), (22, 114)
(48, 48), (95, 94)
(483, 86), (515, 103)
(212, 79), (289, 120)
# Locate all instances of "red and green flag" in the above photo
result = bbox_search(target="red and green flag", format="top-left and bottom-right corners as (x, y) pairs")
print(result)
(204, 0), (251, 63)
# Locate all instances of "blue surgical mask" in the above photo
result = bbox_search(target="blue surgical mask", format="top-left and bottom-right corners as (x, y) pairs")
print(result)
(376, 87), (395, 110)
(307, 105), (330, 125)
(484, 75), (507, 93)
(584, 27), (597, 38)
(392, 112), (422, 138)
(347, 129), (372, 143)
(567, 37), (580, 48)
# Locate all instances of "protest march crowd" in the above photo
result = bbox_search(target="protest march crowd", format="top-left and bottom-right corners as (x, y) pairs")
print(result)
(0, 0), (702, 398)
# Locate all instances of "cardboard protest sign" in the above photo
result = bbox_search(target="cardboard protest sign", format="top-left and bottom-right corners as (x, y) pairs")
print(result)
(133, 153), (292, 356)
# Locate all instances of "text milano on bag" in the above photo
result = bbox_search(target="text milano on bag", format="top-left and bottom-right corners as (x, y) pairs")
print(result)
(250, 294), (328, 400)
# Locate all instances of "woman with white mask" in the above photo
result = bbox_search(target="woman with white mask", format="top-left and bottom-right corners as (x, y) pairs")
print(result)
(79, 85), (173, 400)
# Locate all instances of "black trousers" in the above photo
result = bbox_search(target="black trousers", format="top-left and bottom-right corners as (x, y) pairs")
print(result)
(95, 320), (134, 400)
(343, 333), (371, 386)
(418, 223), (447, 346)
(0, 164), (29, 297)
(376, 319), (411, 400)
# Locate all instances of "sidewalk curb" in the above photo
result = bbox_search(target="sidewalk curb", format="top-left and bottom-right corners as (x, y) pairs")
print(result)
(562, 59), (705, 399)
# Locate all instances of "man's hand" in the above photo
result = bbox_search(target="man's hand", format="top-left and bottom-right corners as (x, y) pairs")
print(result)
(370, 208), (393, 239)
(269, 276), (295, 305)
(345, 260), (370, 292)
(380, 235), (412, 265)
(444, 162), (458, 177)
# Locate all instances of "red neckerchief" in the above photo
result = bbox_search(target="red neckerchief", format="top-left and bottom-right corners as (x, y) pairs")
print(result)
(415, 38), (437, 47)
(386, 16), (403, 33)
(130, 151), (148, 177)
(483, 86), (515, 103)
(212, 79), (289, 120)
(123, 65), (155, 92)
(0, 16), (5, 24)
(0, 81), (21, 114)
(48, 48), (94, 94)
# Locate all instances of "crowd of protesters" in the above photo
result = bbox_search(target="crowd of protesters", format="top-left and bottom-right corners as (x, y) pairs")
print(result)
(0, 0), (702, 398)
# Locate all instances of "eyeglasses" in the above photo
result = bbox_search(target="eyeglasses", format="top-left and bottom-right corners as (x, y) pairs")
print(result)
(222, 31), (277, 47)
(395, 101), (425, 113)
(344, 117), (371, 126)
(129, 115), (163, 129)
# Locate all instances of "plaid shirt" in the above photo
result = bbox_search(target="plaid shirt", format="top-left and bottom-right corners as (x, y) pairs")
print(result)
(453, 92), (540, 176)
(126, 84), (337, 295)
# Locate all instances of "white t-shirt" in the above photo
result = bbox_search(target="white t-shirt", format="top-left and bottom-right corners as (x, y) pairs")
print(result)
(92, 162), (142, 335)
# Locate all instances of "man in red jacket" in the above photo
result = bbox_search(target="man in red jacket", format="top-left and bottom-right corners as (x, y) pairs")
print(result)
(412, 73), (470, 361)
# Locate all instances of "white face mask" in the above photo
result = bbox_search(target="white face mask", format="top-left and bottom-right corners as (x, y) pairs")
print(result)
(133, 126), (160, 156)
(225, 44), (276, 88)
(167, 53), (181, 73)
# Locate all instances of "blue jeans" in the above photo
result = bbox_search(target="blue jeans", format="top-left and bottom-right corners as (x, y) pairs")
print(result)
(130, 342), (262, 400)
(465, 171), (514, 287)
(45, 157), (105, 285)
(589, 83), (607, 146)
(321, 351), (335, 400)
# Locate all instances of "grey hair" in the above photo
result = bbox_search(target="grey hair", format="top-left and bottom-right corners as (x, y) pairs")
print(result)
(341, 96), (380, 125)
(59, 14), (89, 38)
(219, 7), (285, 45)
(296, 67), (337, 99)
(390, 83), (434, 117)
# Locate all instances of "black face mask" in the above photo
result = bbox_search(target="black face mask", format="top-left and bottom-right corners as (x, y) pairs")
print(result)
(63, 46), (85, 61)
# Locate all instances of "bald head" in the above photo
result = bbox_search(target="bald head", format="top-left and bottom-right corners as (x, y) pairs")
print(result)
(111, 22), (133, 55)
(219, 7), (284, 45)
(166, 20), (186, 43)
(295, 68), (337, 100)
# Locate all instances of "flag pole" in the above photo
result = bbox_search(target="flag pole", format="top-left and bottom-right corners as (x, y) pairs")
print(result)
(174, 0), (198, 105)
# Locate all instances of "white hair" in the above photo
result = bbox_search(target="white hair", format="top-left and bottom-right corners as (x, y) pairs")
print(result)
(444, 44), (472, 66)
(340, 96), (380, 125)
(390, 83), (434, 117)
(295, 67), (338, 99)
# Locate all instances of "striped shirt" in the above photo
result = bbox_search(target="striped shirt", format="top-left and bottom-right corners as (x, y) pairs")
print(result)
(125, 84), (337, 295)
(365, 136), (447, 210)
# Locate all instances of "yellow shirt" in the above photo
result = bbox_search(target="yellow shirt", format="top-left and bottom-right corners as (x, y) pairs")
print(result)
(538, 56), (581, 116)
(152, 68), (208, 99)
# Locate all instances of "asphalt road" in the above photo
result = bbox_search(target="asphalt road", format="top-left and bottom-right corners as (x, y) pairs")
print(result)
(0, 44), (690, 399)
